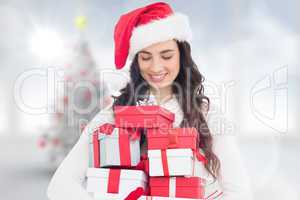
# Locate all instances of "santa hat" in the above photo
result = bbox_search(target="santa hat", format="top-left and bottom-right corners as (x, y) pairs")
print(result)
(114, 2), (192, 69)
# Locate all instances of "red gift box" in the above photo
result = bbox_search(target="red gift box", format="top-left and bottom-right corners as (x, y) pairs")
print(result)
(149, 177), (205, 199)
(147, 128), (199, 151)
(114, 106), (174, 128)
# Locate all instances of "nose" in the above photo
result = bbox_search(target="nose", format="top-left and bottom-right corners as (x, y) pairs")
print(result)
(149, 56), (164, 73)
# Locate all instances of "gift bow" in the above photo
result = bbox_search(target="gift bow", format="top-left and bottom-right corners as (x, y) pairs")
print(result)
(167, 131), (178, 148)
(95, 123), (141, 140)
(166, 129), (198, 150)
(165, 129), (207, 164)
(94, 123), (115, 135)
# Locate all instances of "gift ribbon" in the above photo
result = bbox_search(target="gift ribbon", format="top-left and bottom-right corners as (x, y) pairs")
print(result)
(124, 187), (145, 200)
(92, 123), (115, 168)
(107, 169), (121, 193)
(205, 190), (218, 199)
(192, 151), (207, 176)
(118, 127), (142, 166)
(92, 133), (100, 167)
(161, 149), (170, 176)
(119, 129), (131, 166)
(205, 190), (224, 200)
(134, 160), (144, 171)
(194, 151), (208, 164)
(135, 154), (149, 173)
(130, 128), (141, 141)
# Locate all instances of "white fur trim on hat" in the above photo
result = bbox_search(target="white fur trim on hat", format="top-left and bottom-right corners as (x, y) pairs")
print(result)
(128, 13), (192, 60)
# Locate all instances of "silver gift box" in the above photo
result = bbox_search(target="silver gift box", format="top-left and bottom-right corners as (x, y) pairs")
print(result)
(96, 128), (141, 167)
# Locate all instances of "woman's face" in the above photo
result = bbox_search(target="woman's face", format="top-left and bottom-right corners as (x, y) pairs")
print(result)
(137, 40), (180, 90)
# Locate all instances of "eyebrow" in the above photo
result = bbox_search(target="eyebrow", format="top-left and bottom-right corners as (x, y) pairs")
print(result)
(139, 49), (175, 55)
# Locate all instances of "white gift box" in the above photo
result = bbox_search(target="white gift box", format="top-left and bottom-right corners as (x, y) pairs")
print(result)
(92, 127), (141, 168)
(86, 168), (147, 199)
(88, 138), (94, 167)
(148, 148), (207, 177)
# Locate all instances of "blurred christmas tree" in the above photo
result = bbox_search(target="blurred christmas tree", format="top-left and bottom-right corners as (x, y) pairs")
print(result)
(38, 16), (111, 169)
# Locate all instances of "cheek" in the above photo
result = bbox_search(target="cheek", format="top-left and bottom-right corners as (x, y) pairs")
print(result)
(137, 58), (146, 72)
(165, 58), (180, 78)
(138, 62), (149, 79)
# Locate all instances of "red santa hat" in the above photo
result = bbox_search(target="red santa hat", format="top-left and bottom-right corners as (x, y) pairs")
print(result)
(114, 2), (192, 69)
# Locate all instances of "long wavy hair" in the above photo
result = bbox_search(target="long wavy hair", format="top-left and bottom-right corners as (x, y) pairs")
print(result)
(113, 40), (220, 179)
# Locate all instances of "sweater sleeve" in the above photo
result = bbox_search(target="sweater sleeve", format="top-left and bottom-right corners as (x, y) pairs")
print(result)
(213, 135), (253, 200)
(46, 105), (115, 200)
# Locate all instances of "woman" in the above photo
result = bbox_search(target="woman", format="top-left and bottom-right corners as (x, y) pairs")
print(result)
(47, 2), (252, 200)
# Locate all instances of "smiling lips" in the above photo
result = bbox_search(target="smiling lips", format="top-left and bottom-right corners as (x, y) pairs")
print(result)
(148, 73), (168, 83)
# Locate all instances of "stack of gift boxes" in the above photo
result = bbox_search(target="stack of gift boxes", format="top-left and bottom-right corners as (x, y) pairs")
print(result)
(86, 105), (207, 200)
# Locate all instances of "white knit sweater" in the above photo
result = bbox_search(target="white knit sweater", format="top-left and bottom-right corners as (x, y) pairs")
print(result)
(47, 95), (253, 200)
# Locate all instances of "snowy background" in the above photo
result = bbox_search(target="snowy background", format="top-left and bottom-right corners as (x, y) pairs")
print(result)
(0, 0), (299, 199)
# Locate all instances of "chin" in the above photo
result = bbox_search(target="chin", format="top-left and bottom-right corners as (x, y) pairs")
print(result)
(148, 81), (172, 90)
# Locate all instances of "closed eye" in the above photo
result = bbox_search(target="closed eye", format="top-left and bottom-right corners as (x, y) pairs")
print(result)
(141, 56), (151, 61)
(162, 56), (173, 60)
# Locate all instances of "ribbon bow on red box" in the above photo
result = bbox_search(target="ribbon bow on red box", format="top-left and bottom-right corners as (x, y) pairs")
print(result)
(167, 131), (178, 148)
(159, 130), (207, 176)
